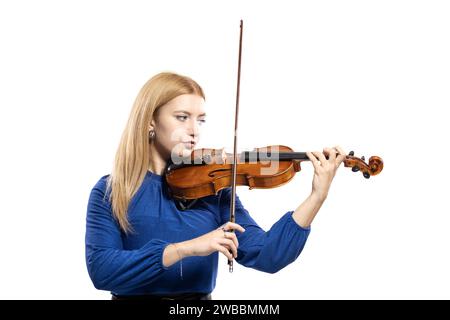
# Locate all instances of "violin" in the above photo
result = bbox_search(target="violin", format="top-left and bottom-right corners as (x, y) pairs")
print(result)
(165, 20), (383, 272)
(165, 145), (383, 201)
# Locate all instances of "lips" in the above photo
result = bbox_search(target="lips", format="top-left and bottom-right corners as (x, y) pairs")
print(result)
(183, 141), (196, 149)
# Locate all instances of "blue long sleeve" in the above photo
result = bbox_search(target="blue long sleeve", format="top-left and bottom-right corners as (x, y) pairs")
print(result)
(85, 172), (311, 295)
(218, 188), (311, 273)
(85, 176), (169, 292)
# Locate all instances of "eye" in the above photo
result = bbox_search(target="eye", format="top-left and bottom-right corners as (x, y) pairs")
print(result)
(198, 119), (206, 125)
(176, 115), (188, 121)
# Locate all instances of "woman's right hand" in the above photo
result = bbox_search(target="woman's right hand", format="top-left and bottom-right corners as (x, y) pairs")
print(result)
(179, 222), (245, 261)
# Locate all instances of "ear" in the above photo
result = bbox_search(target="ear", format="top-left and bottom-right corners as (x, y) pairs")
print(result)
(149, 119), (156, 131)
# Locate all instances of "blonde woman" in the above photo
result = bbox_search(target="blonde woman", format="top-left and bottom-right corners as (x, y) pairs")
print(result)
(85, 72), (346, 300)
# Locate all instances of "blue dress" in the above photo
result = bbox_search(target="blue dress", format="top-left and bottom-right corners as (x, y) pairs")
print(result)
(85, 171), (310, 296)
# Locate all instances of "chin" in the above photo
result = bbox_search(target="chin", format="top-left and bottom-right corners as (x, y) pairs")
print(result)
(169, 145), (192, 162)
(180, 148), (193, 158)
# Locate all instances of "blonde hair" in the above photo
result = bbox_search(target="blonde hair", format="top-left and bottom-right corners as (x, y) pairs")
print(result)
(106, 72), (205, 233)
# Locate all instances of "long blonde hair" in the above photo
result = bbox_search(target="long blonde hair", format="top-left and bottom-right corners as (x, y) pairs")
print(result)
(106, 72), (205, 233)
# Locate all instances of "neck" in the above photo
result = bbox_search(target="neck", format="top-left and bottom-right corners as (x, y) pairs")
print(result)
(148, 142), (168, 175)
(241, 151), (309, 162)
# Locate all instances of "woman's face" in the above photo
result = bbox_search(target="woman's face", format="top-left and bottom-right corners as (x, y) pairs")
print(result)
(151, 94), (206, 160)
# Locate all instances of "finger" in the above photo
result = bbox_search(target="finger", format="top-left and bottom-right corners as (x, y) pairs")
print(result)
(314, 151), (327, 165)
(225, 230), (239, 248)
(223, 222), (245, 233)
(334, 145), (346, 155)
(324, 147), (336, 162)
(222, 243), (238, 259)
(307, 151), (320, 171)
(213, 243), (234, 261)
(220, 238), (238, 258)
(217, 238), (237, 258)
(334, 145), (346, 164)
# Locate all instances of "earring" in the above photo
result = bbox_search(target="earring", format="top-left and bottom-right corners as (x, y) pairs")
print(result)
(149, 130), (155, 142)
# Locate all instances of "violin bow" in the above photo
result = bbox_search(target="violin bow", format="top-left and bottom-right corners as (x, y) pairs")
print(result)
(228, 19), (244, 273)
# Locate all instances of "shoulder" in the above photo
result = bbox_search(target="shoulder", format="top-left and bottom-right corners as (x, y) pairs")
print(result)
(216, 187), (245, 210)
(91, 174), (110, 191)
(218, 187), (231, 197)
(88, 174), (111, 202)
(187, 187), (231, 210)
(216, 187), (232, 207)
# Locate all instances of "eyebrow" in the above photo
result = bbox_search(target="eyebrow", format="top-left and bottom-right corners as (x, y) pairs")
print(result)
(174, 110), (206, 117)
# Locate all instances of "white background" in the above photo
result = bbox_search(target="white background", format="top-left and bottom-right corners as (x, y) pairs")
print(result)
(1, 0), (449, 299)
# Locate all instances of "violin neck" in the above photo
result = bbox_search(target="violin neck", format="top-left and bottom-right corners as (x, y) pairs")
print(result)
(241, 151), (309, 162)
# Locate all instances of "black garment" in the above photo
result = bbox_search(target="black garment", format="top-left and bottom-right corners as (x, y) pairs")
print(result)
(112, 292), (212, 300)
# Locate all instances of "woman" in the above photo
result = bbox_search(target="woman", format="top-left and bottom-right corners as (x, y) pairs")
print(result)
(85, 72), (346, 300)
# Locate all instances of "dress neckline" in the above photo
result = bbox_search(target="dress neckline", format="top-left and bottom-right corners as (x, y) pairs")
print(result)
(147, 170), (163, 181)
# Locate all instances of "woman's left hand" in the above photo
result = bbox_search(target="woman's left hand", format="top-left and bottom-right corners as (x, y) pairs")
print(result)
(306, 146), (346, 202)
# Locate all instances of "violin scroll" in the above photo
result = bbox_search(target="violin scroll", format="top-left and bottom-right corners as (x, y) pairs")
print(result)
(344, 151), (383, 179)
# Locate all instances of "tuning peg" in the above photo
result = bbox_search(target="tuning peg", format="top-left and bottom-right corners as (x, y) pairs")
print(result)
(349, 151), (355, 156)
(361, 156), (365, 161)
(352, 166), (360, 172)
(363, 172), (370, 179)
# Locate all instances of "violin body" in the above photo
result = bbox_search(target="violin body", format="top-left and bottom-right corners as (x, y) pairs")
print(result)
(165, 145), (383, 200)
(165, 145), (301, 200)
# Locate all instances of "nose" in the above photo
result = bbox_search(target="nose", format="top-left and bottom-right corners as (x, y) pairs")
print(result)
(187, 119), (200, 140)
